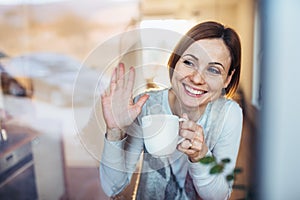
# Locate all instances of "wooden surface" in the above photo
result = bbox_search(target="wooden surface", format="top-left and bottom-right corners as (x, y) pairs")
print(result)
(0, 123), (39, 158)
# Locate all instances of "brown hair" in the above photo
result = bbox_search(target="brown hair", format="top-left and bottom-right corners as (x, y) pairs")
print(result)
(168, 21), (241, 97)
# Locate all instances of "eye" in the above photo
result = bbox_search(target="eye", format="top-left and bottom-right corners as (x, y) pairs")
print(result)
(183, 59), (195, 68)
(207, 66), (221, 75)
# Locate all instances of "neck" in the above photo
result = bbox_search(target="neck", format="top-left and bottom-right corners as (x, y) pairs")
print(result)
(168, 89), (206, 122)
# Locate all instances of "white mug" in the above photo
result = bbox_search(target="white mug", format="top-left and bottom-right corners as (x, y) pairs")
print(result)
(141, 114), (185, 157)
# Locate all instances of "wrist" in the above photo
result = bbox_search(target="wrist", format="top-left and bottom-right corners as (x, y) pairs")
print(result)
(106, 128), (126, 141)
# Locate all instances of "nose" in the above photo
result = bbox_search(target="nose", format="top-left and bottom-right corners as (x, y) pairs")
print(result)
(190, 70), (206, 84)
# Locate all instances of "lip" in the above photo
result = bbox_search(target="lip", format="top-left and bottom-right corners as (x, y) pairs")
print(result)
(183, 83), (207, 97)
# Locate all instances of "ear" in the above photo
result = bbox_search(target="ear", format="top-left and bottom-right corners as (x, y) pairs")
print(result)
(224, 69), (235, 88)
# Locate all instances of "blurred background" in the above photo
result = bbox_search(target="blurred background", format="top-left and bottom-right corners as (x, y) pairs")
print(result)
(0, 0), (299, 199)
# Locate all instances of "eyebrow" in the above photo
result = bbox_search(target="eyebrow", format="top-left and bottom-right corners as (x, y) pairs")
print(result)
(182, 54), (198, 61)
(208, 62), (225, 70)
(183, 54), (225, 70)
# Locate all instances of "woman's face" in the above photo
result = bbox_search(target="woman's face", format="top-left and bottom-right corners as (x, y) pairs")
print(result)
(171, 38), (233, 109)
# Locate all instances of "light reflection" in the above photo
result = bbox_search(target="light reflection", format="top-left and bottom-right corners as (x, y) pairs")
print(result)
(0, 0), (137, 5)
(0, 0), (69, 5)
(139, 19), (195, 90)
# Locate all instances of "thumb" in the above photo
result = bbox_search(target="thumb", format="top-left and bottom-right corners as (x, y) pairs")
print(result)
(135, 94), (149, 108)
(182, 113), (189, 121)
(131, 94), (149, 116)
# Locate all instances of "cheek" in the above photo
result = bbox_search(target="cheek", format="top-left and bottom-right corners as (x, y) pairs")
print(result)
(171, 74), (184, 88)
(171, 74), (183, 92)
(172, 64), (192, 79)
(206, 78), (224, 91)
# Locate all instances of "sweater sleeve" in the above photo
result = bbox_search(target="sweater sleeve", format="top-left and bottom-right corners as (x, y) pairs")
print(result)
(189, 101), (243, 200)
(99, 108), (145, 197)
(100, 136), (129, 196)
(100, 128), (144, 197)
(99, 92), (147, 197)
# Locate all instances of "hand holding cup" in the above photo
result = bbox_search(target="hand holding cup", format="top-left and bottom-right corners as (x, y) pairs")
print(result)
(177, 113), (208, 162)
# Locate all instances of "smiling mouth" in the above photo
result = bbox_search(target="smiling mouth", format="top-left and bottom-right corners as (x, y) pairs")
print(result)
(183, 83), (207, 96)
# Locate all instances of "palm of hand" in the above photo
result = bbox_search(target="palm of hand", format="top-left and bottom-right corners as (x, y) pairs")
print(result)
(101, 63), (149, 131)
(101, 87), (137, 130)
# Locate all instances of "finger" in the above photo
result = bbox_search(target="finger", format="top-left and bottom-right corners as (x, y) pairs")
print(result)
(180, 114), (193, 130)
(181, 120), (198, 131)
(179, 129), (196, 141)
(129, 94), (149, 120)
(195, 126), (204, 142)
(109, 67), (117, 95)
(182, 113), (189, 121)
(102, 87), (109, 97)
(189, 138), (203, 151)
(181, 122), (201, 142)
(177, 143), (195, 155)
(101, 92), (106, 100)
(179, 139), (192, 149)
(177, 142), (198, 155)
(134, 94), (149, 111)
(126, 66), (135, 92)
(180, 113), (189, 126)
(181, 120), (204, 141)
(186, 149), (200, 157)
(117, 63), (125, 87)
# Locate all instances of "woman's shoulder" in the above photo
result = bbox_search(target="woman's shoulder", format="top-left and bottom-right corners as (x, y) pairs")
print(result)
(220, 98), (243, 124)
(213, 97), (242, 110)
(204, 97), (243, 148)
(224, 98), (243, 115)
(209, 97), (243, 119)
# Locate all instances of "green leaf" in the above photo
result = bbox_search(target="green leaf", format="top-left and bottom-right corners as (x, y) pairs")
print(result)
(234, 168), (243, 174)
(221, 158), (231, 163)
(226, 174), (234, 181)
(199, 156), (215, 164)
(210, 164), (224, 174)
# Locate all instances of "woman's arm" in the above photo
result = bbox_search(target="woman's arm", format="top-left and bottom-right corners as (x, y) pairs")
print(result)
(100, 131), (144, 197)
(189, 102), (243, 199)
(99, 63), (148, 196)
(100, 137), (129, 196)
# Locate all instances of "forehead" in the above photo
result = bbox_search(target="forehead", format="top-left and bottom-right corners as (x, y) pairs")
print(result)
(183, 39), (231, 68)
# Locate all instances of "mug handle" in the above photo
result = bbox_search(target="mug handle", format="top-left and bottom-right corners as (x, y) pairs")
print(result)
(177, 118), (187, 144)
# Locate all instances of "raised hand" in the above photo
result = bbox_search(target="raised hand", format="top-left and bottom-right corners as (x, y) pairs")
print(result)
(101, 63), (149, 140)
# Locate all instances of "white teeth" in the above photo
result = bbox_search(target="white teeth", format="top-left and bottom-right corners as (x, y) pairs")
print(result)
(184, 85), (204, 95)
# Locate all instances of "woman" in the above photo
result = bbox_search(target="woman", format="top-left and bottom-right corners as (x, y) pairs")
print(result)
(100, 21), (243, 199)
